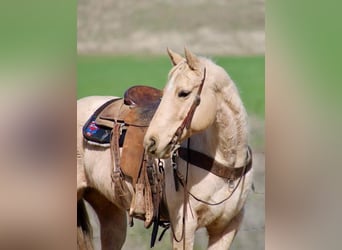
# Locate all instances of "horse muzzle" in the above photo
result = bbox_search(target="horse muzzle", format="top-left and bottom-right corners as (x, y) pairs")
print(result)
(144, 136), (158, 155)
(144, 135), (174, 159)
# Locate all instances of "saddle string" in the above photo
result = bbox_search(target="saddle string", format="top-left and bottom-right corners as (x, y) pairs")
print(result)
(111, 101), (126, 182)
(110, 123), (132, 209)
(111, 124), (125, 182)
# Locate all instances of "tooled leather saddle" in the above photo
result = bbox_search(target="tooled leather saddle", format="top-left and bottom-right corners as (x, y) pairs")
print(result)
(83, 85), (168, 231)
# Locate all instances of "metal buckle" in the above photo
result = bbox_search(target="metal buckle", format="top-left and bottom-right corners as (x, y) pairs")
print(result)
(119, 123), (125, 135)
(158, 159), (164, 173)
(228, 178), (235, 191)
(171, 151), (178, 170)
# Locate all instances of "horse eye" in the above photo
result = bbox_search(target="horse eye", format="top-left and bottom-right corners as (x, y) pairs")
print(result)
(178, 90), (191, 98)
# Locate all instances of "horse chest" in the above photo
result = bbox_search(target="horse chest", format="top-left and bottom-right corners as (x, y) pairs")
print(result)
(196, 204), (218, 226)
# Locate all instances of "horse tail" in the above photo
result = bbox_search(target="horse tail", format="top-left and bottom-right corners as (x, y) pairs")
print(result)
(77, 199), (94, 250)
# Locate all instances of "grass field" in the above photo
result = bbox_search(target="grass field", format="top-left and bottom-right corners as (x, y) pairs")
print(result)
(77, 55), (264, 118)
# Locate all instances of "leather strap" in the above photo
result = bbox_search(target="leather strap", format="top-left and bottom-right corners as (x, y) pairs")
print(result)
(110, 123), (131, 210)
(121, 126), (146, 185)
(111, 123), (123, 176)
(170, 68), (206, 147)
(177, 146), (252, 180)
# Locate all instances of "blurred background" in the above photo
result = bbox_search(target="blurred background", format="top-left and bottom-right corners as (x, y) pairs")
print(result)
(78, 0), (264, 249)
(77, 0), (264, 56)
(2, 0), (340, 249)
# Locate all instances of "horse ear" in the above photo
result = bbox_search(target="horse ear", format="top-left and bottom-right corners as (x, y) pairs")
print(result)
(184, 47), (200, 71)
(167, 48), (183, 66)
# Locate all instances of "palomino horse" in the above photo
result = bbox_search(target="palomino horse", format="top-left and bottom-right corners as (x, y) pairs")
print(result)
(77, 96), (131, 250)
(144, 48), (253, 250)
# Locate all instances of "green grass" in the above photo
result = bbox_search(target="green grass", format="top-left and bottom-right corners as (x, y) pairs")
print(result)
(214, 56), (264, 118)
(78, 55), (264, 118)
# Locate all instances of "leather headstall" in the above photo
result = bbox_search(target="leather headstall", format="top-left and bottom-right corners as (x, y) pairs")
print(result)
(170, 67), (206, 150)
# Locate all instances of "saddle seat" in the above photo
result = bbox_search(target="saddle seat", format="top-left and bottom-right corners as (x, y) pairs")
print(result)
(124, 85), (162, 107)
(96, 85), (162, 128)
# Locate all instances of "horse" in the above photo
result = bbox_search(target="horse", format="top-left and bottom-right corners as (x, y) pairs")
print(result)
(143, 48), (253, 250)
(77, 48), (253, 250)
(77, 96), (131, 250)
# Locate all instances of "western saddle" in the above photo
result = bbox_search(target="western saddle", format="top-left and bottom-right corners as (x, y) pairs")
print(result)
(86, 85), (167, 230)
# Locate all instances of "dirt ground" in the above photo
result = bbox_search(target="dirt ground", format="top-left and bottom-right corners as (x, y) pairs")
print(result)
(78, 0), (264, 56)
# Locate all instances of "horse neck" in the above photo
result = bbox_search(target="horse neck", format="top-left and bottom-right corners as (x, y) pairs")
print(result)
(188, 80), (248, 168)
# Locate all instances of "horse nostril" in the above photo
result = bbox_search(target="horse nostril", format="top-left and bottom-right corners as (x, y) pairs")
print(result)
(146, 136), (158, 154)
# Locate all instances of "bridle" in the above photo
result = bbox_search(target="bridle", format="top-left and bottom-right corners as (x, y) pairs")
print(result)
(169, 67), (206, 151)
(161, 68), (209, 248)
(148, 67), (208, 248)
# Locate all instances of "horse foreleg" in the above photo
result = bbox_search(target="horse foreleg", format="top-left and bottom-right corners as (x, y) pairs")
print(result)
(84, 188), (127, 250)
(207, 208), (244, 250)
(171, 223), (197, 250)
(169, 209), (197, 250)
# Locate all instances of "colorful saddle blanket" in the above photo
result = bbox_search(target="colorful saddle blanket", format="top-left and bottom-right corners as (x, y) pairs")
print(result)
(82, 98), (126, 146)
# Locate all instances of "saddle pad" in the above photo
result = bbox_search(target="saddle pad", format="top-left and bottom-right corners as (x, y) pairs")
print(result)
(83, 116), (112, 145)
(83, 98), (126, 146)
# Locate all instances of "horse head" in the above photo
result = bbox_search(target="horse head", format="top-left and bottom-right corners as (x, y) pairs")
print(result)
(144, 48), (218, 158)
